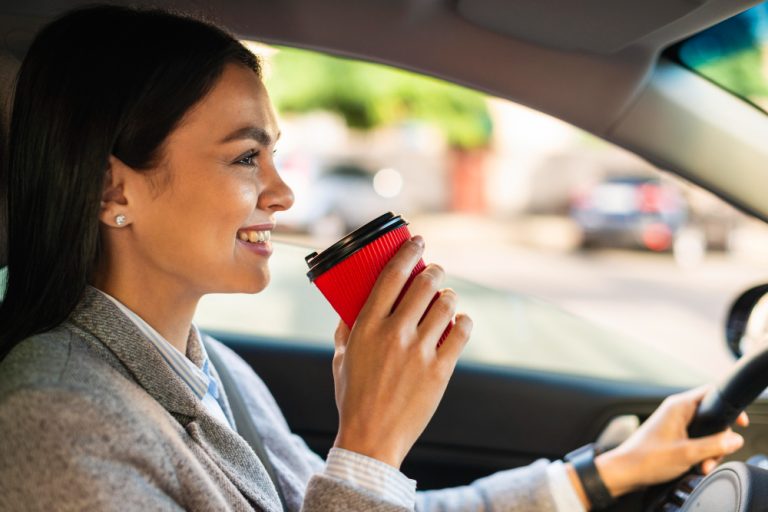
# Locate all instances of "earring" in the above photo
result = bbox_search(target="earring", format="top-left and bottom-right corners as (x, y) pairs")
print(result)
(115, 214), (127, 227)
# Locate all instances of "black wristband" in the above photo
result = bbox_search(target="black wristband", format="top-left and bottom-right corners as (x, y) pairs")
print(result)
(564, 443), (615, 510)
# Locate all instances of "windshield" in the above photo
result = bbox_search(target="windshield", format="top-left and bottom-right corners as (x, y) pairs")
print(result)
(673, 2), (768, 112)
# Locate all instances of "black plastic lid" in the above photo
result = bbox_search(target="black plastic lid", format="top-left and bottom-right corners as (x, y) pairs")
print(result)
(305, 212), (408, 281)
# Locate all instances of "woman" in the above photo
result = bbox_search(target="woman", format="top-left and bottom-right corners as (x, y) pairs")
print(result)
(0, 5), (747, 511)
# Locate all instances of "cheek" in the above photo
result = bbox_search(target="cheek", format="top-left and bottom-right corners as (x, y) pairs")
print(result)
(135, 161), (265, 265)
(203, 181), (260, 253)
(229, 182), (260, 213)
(184, 170), (258, 217)
(218, 182), (260, 233)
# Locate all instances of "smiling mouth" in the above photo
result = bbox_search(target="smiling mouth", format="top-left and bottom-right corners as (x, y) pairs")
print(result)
(237, 229), (271, 244)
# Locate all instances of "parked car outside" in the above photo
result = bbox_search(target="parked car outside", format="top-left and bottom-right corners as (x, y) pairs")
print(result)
(306, 162), (407, 238)
(571, 175), (688, 251)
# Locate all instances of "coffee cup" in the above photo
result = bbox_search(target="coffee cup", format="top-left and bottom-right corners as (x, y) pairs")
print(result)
(306, 212), (451, 345)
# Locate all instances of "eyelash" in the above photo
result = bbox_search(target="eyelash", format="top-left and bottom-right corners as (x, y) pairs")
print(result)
(236, 150), (260, 167)
(235, 149), (277, 167)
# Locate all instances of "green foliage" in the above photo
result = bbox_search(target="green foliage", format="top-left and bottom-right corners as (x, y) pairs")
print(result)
(677, 6), (768, 107)
(264, 46), (492, 149)
(696, 47), (768, 101)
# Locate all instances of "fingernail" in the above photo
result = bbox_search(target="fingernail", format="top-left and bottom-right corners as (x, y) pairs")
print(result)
(411, 235), (425, 247)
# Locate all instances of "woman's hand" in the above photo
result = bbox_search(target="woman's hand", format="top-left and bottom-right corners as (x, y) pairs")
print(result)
(331, 236), (473, 469)
(592, 386), (748, 498)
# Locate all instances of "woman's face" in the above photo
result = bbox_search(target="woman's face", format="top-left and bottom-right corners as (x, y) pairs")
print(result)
(106, 63), (294, 297)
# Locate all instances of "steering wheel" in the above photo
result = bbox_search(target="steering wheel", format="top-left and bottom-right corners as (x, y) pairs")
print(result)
(643, 344), (768, 511)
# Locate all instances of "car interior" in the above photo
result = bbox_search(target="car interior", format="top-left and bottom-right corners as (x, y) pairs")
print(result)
(3, 1), (768, 510)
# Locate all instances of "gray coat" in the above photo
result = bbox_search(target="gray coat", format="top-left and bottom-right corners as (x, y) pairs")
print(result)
(0, 286), (557, 511)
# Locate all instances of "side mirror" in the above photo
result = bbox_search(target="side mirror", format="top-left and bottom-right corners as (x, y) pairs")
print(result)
(726, 284), (768, 358)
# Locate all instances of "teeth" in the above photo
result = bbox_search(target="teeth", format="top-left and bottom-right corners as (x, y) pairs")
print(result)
(239, 230), (271, 243)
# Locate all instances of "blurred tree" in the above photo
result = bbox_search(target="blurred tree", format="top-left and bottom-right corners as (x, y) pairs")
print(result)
(678, 5), (768, 105)
(264, 46), (492, 150)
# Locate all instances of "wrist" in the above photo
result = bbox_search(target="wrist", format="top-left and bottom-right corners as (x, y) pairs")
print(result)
(565, 462), (591, 509)
(595, 448), (637, 498)
(334, 431), (404, 469)
(565, 444), (616, 510)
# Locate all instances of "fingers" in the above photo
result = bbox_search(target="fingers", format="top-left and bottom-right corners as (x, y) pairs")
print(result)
(668, 385), (710, 408)
(436, 313), (473, 367)
(659, 385), (713, 424)
(701, 458), (718, 474)
(685, 430), (744, 464)
(358, 237), (425, 321)
(393, 264), (445, 326)
(417, 288), (456, 342)
(665, 386), (749, 431)
(680, 385), (712, 403)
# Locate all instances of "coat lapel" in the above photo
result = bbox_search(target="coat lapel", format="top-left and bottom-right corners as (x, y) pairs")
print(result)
(67, 286), (282, 512)
(185, 415), (281, 512)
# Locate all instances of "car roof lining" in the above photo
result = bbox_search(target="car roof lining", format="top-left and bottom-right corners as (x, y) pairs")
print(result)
(455, 0), (710, 54)
(0, 0), (761, 133)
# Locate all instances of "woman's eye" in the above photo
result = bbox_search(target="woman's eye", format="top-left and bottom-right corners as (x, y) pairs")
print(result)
(236, 150), (259, 167)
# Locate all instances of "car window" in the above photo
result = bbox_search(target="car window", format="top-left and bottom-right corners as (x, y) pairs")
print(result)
(197, 242), (708, 386)
(670, 1), (768, 113)
(144, 44), (768, 385)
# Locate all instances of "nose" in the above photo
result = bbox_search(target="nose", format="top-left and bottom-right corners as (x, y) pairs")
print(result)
(258, 164), (294, 213)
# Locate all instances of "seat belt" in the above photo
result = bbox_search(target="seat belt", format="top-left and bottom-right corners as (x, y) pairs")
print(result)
(203, 338), (288, 511)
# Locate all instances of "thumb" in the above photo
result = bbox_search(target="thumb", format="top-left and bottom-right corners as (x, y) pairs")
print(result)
(334, 319), (351, 350)
(662, 385), (711, 424)
(332, 320), (350, 382)
(685, 431), (744, 464)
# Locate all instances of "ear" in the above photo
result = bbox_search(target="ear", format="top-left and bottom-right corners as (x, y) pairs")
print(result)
(99, 155), (132, 228)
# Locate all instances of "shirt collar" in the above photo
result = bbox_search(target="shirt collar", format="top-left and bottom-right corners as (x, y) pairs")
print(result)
(95, 289), (214, 401)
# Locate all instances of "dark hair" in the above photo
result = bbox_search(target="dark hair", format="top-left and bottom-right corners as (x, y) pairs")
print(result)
(0, 5), (260, 356)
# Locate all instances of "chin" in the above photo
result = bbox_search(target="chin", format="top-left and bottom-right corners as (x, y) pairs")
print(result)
(213, 263), (270, 295)
(241, 268), (270, 294)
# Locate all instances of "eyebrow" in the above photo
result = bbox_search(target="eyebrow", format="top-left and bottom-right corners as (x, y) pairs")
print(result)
(219, 126), (281, 146)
